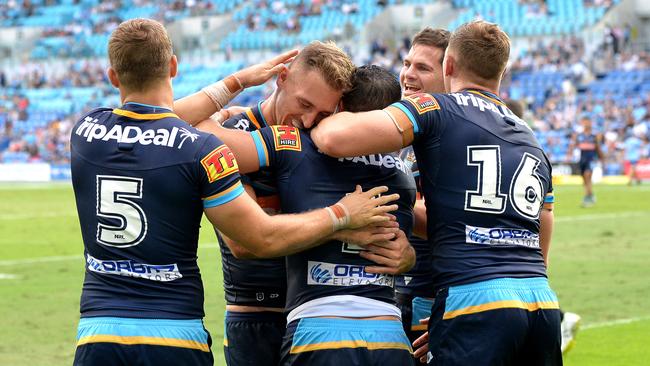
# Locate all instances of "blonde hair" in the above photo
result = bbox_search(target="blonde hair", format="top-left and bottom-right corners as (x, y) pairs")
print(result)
(448, 21), (510, 80)
(108, 18), (173, 91)
(292, 41), (355, 92)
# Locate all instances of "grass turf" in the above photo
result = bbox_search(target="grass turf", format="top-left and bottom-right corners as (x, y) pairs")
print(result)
(0, 183), (648, 365)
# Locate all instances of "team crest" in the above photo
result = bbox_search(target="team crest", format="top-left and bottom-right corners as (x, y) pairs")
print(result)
(200, 145), (239, 183)
(272, 125), (302, 151)
(405, 93), (440, 115)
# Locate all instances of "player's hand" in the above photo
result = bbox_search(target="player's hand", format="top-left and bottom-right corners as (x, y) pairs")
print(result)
(337, 185), (399, 229)
(360, 230), (415, 274)
(233, 49), (299, 88)
(211, 106), (248, 124)
(412, 317), (430, 363)
(333, 216), (399, 245)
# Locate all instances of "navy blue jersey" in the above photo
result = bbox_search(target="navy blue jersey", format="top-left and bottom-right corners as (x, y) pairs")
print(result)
(394, 147), (434, 297)
(386, 90), (553, 291)
(219, 101), (286, 307)
(71, 102), (244, 319)
(251, 125), (417, 312)
(576, 132), (599, 161)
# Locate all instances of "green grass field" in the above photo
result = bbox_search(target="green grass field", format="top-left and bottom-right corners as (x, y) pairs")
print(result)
(0, 183), (649, 365)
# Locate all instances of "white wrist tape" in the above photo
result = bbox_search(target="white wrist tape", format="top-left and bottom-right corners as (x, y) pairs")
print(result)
(325, 202), (351, 231)
(201, 75), (243, 109)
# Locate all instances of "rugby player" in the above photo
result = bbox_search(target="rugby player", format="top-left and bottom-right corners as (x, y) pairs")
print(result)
(568, 116), (604, 207)
(70, 19), (399, 366)
(216, 41), (356, 366)
(197, 65), (418, 365)
(312, 20), (562, 365)
(396, 27), (450, 363)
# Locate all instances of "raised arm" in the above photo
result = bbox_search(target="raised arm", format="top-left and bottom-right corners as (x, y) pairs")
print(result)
(174, 50), (298, 125)
(205, 185), (400, 258)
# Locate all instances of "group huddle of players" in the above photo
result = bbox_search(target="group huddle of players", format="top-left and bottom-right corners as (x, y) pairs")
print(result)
(70, 17), (564, 366)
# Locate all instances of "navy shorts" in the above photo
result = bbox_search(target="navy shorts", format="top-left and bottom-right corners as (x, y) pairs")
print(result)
(579, 157), (596, 174)
(73, 317), (213, 366)
(280, 317), (414, 366)
(223, 311), (286, 366)
(427, 277), (562, 366)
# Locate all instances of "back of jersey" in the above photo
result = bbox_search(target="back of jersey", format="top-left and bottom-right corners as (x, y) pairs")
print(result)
(389, 91), (553, 291)
(71, 103), (242, 319)
(253, 126), (417, 312)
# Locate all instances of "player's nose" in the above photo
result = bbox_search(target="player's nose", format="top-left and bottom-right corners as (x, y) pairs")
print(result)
(301, 113), (318, 129)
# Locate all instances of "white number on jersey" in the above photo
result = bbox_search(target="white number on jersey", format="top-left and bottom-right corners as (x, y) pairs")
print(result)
(465, 146), (507, 213)
(465, 146), (544, 219)
(96, 175), (148, 247)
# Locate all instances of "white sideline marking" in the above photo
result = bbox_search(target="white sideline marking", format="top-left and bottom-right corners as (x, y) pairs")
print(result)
(582, 316), (650, 330)
(555, 211), (649, 222)
(0, 243), (219, 267)
(0, 273), (19, 279)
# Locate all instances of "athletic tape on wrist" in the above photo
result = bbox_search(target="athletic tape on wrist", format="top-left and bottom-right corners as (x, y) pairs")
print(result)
(326, 203), (351, 231)
(201, 75), (243, 109)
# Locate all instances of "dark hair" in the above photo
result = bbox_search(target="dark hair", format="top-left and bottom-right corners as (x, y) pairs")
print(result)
(411, 27), (451, 65)
(342, 65), (401, 112)
(504, 99), (524, 118)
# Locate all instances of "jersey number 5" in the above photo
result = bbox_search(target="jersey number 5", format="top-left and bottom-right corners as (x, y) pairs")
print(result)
(465, 145), (544, 219)
(96, 175), (148, 247)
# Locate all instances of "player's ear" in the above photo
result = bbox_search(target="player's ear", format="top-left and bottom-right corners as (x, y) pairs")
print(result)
(276, 67), (289, 88)
(169, 55), (178, 78)
(444, 53), (454, 77)
(107, 67), (120, 88)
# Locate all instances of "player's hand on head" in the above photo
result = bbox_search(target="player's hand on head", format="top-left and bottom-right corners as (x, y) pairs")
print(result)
(412, 318), (430, 363)
(233, 49), (299, 88)
(360, 230), (415, 275)
(337, 185), (399, 229)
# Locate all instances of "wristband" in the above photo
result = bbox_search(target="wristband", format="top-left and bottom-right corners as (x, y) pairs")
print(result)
(325, 202), (351, 231)
(201, 75), (243, 109)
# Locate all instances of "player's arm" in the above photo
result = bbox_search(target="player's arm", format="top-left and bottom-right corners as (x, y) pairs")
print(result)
(205, 185), (400, 258)
(596, 133), (605, 161)
(539, 192), (555, 268)
(413, 199), (427, 239)
(311, 110), (408, 157)
(220, 184), (263, 259)
(195, 119), (261, 174)
(174, 50), (298, 125)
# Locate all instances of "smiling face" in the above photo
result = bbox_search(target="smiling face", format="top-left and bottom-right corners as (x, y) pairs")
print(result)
(399, 44), (446, 96)
(273, 66), (343, 129)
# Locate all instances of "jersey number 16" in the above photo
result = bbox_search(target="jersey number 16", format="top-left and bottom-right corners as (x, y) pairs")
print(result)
(464, 145), (544, 219)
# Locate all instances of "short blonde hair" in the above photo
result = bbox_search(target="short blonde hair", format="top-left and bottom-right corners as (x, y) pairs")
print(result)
(448, 21), (510, 80)
(108, 18), (173, 91)
(292, 41), (355, 92)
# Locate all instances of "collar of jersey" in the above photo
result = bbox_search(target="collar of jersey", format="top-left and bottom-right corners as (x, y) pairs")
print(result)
(113, 102), (178, 120)
(464, 89), (505, 106)
(254, 100), (270, 127)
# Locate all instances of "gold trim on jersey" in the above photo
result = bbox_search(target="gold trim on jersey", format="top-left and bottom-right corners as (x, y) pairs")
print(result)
(112, 109), (179, 120)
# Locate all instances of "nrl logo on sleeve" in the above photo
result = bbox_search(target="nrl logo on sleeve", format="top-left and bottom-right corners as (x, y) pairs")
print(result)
(271, 125), (302, 151)
(406, 93), (440, 115)
(201, 145), (239, 183)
